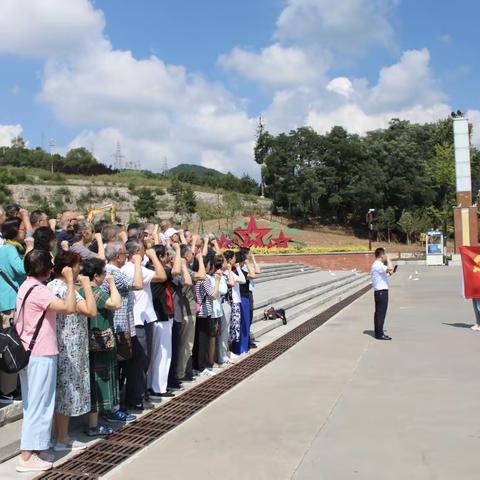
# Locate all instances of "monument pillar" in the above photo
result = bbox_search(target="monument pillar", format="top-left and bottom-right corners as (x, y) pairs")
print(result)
(453, 117), (478, 253)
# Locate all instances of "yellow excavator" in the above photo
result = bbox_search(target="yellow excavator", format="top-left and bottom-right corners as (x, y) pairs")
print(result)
(86, 204), (116, 223)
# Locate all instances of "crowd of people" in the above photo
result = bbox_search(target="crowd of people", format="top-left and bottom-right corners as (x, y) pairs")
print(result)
(0, 205), (261, 473)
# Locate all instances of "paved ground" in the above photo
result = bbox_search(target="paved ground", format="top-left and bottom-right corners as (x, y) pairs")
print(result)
(1, 265), (476, 479)
(105, 265), (479, 480)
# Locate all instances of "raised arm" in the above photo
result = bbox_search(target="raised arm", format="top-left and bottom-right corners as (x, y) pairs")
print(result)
(19, 209), (33, 236)
(178, 229), (187, 245)
(76, 274), (98, 317)
(95, 232), (105, 260)
(145, 248), (167, 283)
(180, 258), (193, 286)
(245, 262), (256, 280)
(104, 275), (122, 310)
(249, 253), (261, 274)
(226, 264), (235, 287)
(171, 243), (182, 277)
(131, 254), (144, 290)
(234, 264), (246, 284)
(211, 239), (221, 254)
(48, 267), (77, 314)
(202, 236), (209, 257)
(194, 253), (206, 281)
(386, 254), (394, 274)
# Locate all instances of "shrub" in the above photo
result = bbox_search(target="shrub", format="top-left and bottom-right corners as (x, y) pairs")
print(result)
(248, 246), (369, 254)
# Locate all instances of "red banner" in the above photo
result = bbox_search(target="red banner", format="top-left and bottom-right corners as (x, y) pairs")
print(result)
(459, 246), (480, 298)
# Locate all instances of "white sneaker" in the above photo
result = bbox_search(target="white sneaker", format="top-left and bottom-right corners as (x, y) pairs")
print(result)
(53, 440), (88, 452)
(16, 453), (52, 473)
(471, 325), (480, 331)
(200, 368), (215, 377)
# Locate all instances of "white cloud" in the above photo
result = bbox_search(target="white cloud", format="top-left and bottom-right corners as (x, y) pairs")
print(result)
(218, 44), (327, 89)
(326, 78), (354, 97)
(307, 103), (452, 136)
(0, 0), (258, 177)
(0, 0), (105, 58)
(368, 49), (446, 112)
(0, 124), (23, 146)
(2, 0), (479, 184)
(43, 44), (258, 175)
(263, 48), (452, 137)
(275, 0), (398, 54)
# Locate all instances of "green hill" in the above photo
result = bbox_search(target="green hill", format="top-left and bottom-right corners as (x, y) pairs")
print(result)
(168, 163), (259, 195)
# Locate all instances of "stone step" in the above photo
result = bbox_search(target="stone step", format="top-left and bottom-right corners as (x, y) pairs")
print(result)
(251, 276), (371, 339)
(258, 264), (312, 275)
(252, 273), (368, 325)
(258, 262), (310, 270)
(256, 267), (320, 284)
(253, 271), (367, 313)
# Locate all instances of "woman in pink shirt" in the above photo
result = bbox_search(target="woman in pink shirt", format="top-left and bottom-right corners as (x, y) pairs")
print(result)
(15, 250), (77, 474)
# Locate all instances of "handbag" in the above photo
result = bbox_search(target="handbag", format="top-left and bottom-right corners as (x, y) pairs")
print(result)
(264, 306), (287, 325)
(89, 328), (115, 352)
(88, 288), (115, 353)
(115, 330), (132, 361)
(0, 286), (46, 374)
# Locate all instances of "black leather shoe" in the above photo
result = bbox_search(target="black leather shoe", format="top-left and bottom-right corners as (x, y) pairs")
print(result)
(375, 334), (392, 340)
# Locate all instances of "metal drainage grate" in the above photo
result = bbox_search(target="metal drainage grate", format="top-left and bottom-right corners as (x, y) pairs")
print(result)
(36, 284), (370, 480)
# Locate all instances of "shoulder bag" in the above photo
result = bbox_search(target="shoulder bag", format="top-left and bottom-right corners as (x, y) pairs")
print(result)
(0, 286), (47, 373)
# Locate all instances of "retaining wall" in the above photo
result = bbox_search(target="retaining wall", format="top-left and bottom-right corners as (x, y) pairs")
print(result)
(257, 251), (375, 272)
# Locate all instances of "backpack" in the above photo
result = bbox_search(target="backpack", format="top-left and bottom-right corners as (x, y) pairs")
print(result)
(0, 286), (47, 374)
(264, 306), (287, 325)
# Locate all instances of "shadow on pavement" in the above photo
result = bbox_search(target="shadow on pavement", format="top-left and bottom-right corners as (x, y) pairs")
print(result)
(442, 322), (473, 329)
(363, 330), (376, 338)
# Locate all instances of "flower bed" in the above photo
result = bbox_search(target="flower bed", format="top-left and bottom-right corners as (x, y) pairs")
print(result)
(249, 246), (369, 255)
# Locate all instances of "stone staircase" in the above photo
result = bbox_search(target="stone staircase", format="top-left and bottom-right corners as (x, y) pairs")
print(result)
(251, 263), (371, 340)
(0, 262), (370, 434)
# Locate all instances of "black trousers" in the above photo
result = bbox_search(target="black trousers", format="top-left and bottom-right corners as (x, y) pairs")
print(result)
(192, 316), (211, 372)
(124, 327), (150, 406)
(374, 290), (389, 337)
(168, 320), (182, 383)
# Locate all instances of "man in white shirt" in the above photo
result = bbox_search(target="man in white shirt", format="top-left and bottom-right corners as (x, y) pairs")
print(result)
(121, 239), (167, 410)
(371, 247), (394, 340)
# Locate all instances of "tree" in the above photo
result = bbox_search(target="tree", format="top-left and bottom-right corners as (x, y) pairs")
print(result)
(134, 188), (158, 220)
(397, 210), (428, 245)
(179, 186), (197, 215)
(376, 207), (396, 243)
(223, 192), (242, 229)
(196, 200), (216, 233)
(11, 136), (26, 149)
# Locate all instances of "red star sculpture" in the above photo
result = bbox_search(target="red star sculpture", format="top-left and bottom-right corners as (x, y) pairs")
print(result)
(217, 233), (234, 249)
(270, 229), (294, 248)
(234, 215), (272, 248)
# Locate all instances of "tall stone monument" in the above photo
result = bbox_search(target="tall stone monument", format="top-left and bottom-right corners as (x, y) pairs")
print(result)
(453, 116), (478, 253)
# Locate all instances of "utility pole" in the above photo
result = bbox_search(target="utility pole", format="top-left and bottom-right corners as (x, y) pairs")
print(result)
(112, 142), (125, 170)
(367, 208), (375, 251)
(48, 139), (56, 173)
(161, 156), (169, 176)
(256, 116), (266, 197)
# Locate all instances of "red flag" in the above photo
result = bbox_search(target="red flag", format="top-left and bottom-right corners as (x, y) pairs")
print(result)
(459, 246), (480, 298)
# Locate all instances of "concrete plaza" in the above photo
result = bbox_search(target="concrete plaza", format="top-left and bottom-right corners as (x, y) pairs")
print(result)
(108, 265), (478, 480)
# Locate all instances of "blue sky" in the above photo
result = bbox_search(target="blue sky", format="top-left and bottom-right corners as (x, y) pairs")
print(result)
(0, 0), (479, 178)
